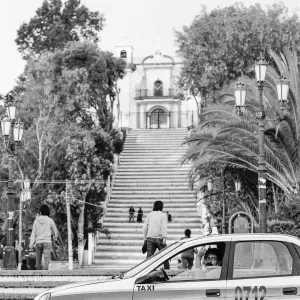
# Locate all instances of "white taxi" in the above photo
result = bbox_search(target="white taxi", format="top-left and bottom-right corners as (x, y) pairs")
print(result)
(35, 233), (300, 300)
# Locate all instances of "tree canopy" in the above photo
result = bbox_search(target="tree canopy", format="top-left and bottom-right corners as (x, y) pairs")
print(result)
(175, 2), (300, 99)
(16, 0), (104, 59)
(184, 47), (300, 229)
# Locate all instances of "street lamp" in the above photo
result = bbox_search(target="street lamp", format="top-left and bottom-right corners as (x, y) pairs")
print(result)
(234, 81), (247, 115)
(234, 178), (241, 193)
(0, 93), (24, 269)
(207, 173), (242, 234)
(23, 176), (31, 268)
(234, 53), (289, 233)
(206, 177), (213, 193)
(277, 75), (290, 119)
(206, 177), (213, 234)
(222, 175), (242, 234)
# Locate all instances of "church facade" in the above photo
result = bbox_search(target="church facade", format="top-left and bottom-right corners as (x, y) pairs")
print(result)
(113, 42), (198, 130)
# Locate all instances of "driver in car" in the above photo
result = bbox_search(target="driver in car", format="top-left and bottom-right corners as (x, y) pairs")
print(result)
(194, 248), (222, 279)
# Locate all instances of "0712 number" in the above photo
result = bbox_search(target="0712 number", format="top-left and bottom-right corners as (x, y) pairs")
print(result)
(235, 286), (267, 300)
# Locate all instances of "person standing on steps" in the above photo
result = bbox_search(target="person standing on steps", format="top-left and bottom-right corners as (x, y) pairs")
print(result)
(143, 200), (169, 269)
(180, 228), (198, 269)
(29, 204), (58, 270)
(167, 211), (172, 223)
(137, 207), (143, 223)
(129, 206), (135, 222)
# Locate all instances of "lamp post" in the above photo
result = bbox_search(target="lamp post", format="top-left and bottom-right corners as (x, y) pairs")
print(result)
(207, 174), (241, 234)
(1, 93), (24, 269)
(23, 176), (31, 267)
(255, 53), (268, 233)
(206, 177), (213, 232)
(234, 54), (289, 233)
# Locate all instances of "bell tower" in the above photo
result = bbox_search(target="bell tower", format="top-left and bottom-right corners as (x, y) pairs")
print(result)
(114, 37), (134, 130)
(115, 37), (134, 64)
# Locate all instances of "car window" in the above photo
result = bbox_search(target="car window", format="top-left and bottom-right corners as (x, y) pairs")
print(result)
(136, 242), (226, 284)
(124, 242), (179, 279)
(233, 241), (293, 279)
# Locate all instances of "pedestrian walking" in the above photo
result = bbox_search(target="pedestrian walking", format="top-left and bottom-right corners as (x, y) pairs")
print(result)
(137, 207), (143, 223)
(129, 206), (135, 222)
(143, 200), (169, 269)
(180, 229), (198, 269)
(29, 204), (58, 270)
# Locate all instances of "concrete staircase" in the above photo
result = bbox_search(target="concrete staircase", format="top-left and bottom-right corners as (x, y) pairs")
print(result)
(95, 128), (202, 269)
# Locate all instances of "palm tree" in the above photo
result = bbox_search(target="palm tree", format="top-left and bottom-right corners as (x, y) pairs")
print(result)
(184, 47), (300, 196)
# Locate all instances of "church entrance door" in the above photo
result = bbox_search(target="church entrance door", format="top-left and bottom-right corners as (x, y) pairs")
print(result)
(149, 109), (168, 129)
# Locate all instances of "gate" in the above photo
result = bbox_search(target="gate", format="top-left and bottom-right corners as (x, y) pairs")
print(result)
(149, 109), (169, 129)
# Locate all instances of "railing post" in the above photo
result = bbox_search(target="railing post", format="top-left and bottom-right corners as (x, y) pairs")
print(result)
(92, 233), (97, 263)
(88, 232), (93, 265)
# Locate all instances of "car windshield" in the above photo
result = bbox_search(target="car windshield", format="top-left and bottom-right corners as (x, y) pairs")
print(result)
(123, 241), (179, 278)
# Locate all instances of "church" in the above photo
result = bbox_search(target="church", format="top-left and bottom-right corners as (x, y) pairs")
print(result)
(113, 41), (199, 130)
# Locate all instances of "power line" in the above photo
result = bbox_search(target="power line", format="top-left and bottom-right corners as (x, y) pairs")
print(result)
(0, 180), (106, 184)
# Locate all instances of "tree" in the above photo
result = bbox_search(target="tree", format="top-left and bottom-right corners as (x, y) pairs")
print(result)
(15, 41), (125, 183)
(175, 3), (300, 100)
(16, 0), (104, 60)
(53, 41), (126, 130)
(10, 41), (124, 261)
(183, 48), (300, 223)
(64, 133), (111, 267)
(15, 53), (81, 187)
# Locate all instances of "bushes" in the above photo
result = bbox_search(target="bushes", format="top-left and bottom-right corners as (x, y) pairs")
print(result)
(268, 219), (297, 236)
(268, 196), (300, 238)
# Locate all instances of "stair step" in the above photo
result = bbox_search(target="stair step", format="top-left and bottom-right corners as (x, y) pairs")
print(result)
(115, 168), (189, 172)
(112, 186), (191, 190)
(103, 219), (200, 224)
(108, 199), (195, 203)
(110, 198), (194, 203)
(116, 172), (189, 179)
(111, 190), (193, 194)
(106, 207), (196, 213)
(107, 202), (194, 207)
(104, 213), (197, 218)
(102, 223), (200, 229)
(94, 253), (176, 260)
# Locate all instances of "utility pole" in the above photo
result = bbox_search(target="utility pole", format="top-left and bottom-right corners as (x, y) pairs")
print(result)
(66, 180), (73, 270)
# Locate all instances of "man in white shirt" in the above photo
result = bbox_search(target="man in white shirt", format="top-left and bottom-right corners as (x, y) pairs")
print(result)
(143, 200), (169, 268)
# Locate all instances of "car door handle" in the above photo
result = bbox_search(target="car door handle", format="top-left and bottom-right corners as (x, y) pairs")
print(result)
(283, 287), (297, 295)
(206, 289), (221, 297)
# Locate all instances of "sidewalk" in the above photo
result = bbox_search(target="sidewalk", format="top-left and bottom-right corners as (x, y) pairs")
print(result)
(0, 268), (120, 300)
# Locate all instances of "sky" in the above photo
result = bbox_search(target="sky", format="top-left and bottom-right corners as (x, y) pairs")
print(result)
(0, 0), (299, 94)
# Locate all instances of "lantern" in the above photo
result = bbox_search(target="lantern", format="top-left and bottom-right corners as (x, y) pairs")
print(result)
(254, 53), (268, 82)
(1, 116), (12, 137)
(234, 81), (247, 109)
(277, 75), (289, 103)
(235, 178), (241, 192)
(206, 177), (213, 192)
(13, 119), (24, 143)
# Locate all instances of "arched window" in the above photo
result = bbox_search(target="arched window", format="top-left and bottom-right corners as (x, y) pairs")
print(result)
(120, 50), (127, 59)
(154, 80), (163, 97)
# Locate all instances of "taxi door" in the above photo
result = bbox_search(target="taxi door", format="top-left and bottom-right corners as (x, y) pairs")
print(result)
(133, 278), (227, 300)
(226, 240), (300, 300)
